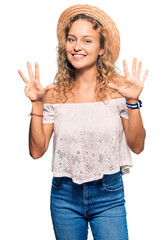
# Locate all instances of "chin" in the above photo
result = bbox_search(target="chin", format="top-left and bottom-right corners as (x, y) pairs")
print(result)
(69, 61), (97, 71)
(69, 63), (86, 70)
(68, 59), (84, 69)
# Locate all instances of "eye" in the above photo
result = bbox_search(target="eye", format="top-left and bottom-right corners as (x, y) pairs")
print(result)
(67, 37), (75, 42)
(84, 40), (91, 43)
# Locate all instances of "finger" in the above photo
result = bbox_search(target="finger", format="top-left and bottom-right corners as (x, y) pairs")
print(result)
(27, 61), (34, 79)
(24, 86), (30, 97)
(136, 61), (142, 80)
(18, 69), (29, 84)
(107, 82), (119, 91)
(132, 58), (137, 76)
(123, 59), (129, 77)
(141, 69), (149, 84)
(35, 62), (40, 80)
(44, 84), (55, 92)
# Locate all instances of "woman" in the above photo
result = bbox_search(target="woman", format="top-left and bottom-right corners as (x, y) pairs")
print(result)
(18, 4), (148, 240)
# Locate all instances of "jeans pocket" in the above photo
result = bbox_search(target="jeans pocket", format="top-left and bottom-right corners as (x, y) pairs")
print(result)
(102, 172), (123, 192)
(52, 177), (65, 190)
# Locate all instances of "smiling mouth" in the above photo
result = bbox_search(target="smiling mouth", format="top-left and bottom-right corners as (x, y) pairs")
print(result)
(72, 54), (86, 59)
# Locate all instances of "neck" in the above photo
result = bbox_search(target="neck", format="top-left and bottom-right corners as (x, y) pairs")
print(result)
(74, 66), (98, 90)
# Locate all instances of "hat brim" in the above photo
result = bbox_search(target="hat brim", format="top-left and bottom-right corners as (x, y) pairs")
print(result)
(57, 4), (120, 63)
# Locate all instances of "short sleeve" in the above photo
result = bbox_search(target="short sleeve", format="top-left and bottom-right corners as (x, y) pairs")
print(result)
(43, 104), (55, 124)
(119, 98), (129, 119)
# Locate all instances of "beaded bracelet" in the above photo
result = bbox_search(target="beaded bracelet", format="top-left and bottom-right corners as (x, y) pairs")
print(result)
(28, 113), (44, 117)
(126, 100), (142, 109)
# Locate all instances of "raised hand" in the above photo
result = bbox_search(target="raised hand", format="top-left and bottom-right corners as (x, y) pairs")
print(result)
(18, 62), (55, 102)
(107, 58), (148, 101)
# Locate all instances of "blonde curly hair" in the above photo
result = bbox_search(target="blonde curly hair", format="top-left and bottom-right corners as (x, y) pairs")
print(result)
(53, 14), (120, 104)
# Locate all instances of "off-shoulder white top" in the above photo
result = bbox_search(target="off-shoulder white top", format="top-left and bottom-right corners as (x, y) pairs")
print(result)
(43, 98), (132, 184)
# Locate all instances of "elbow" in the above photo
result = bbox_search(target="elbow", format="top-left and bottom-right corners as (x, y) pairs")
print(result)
(130, 143), (145, 154)
(127, 140), (145, 155)
(132, 145), (144, 154)
(29, 142), (47, 159)
(29, 149), (45, 160)
(127, 132), (146, 155)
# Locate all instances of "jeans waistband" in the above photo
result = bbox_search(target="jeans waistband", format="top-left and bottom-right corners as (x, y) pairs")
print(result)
(54, 171), (121, 185)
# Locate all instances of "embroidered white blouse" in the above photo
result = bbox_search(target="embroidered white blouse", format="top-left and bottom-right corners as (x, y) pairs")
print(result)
(43, 98), (132, 184)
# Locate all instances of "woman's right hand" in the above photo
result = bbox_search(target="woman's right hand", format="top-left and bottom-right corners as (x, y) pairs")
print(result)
(18, 61), (55, 102)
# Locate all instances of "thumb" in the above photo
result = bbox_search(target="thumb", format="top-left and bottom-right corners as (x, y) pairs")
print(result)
(107, 82), (119, 91)
(44, 83), (55, 92)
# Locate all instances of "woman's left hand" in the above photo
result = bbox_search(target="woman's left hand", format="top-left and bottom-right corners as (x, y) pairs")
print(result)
(107, 58), (148, 102)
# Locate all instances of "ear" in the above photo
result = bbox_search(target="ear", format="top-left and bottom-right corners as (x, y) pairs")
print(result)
(99, 48), (104, 56)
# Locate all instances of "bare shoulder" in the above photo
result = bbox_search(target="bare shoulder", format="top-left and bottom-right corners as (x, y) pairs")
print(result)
(43, 83), (59, 104)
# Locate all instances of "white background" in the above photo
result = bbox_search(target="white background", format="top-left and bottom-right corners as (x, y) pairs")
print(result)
(0, 0), (166, 239)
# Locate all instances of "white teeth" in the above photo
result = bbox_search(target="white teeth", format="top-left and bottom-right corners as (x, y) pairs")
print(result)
(73, 54), (85, 57)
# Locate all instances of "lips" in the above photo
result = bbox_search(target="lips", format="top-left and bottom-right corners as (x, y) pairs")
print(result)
(72, 54), (86, 59)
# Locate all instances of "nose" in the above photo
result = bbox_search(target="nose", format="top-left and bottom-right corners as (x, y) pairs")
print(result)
(74, 40), (82, 52)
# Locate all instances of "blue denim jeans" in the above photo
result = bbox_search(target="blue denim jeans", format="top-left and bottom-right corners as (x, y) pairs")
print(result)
(50, 171), (128, 240)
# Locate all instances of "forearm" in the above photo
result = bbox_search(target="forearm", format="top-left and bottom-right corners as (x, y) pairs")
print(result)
(29, 101), (46, 159)
(126, 101), (146, 154)
(128, 110), (145, 153)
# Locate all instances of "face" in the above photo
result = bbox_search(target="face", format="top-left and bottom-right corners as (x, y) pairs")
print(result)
(65, 19), (104, 71)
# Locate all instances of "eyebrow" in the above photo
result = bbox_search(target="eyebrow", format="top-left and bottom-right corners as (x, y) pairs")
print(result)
(67, 34), (93, 38)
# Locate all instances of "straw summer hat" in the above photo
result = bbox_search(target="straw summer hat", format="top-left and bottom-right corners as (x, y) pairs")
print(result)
(57, 4), (120, 63)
